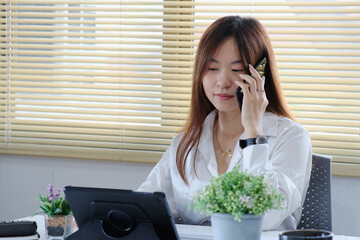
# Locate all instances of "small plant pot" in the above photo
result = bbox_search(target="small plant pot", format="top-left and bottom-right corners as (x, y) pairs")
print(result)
(211, 213), (264, 240)
(46, 215), (74, 240)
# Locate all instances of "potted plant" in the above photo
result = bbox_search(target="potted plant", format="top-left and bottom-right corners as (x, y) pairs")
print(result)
(36, 184), (73, 240)
(192, 165), (284, 240)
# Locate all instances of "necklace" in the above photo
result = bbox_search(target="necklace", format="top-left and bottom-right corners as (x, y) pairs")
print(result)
(213, 123), (237, 158)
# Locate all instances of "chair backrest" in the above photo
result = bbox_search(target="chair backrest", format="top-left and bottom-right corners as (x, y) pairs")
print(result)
(297, 153), (332, 231)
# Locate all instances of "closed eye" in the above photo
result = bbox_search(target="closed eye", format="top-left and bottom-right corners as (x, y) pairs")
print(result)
(232, 69), (244, 72)
(208, 68), (218, 71)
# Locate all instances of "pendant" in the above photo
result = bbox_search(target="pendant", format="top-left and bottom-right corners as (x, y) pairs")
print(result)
(222, 149), (233, 158)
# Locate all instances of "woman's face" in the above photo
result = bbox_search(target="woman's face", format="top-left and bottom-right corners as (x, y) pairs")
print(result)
(202, 37), (246, 113)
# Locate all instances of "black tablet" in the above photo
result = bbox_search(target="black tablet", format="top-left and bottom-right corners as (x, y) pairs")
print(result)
(64, 186), (179, 240)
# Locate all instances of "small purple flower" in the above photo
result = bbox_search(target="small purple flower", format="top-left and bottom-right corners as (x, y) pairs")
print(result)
(54, 188), (61, 200)
(47, 184), (53, 194)
(47, 184), (55, 202)
(48, 194), (54, 202)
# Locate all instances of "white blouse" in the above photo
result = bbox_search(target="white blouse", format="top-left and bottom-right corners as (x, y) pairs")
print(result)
(138, 110), (312, 230)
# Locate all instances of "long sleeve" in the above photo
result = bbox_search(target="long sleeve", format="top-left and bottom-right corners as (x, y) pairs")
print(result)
(242, 123), (312, 230)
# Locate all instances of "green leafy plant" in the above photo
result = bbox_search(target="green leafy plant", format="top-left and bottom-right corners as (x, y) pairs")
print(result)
(36, 184), (72, 217)
(192, 165), (284, 221)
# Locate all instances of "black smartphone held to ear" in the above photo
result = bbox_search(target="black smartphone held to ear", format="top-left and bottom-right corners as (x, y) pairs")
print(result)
(236, 57), (267, 110)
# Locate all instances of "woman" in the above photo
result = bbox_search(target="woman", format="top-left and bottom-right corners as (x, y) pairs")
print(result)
(138, 16), (312, 230)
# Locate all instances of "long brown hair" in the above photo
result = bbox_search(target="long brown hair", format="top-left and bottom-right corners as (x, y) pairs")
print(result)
(176, 16), (293, 184)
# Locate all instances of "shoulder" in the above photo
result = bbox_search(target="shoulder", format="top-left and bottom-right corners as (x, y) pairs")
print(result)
(264, 112), (310, 142)
(167, 132), (185, 155)
(265, 113), (312, 159)
(171, 110), (217, 147)
(279, 115), (309, 138)
(172, 132), (184, 146)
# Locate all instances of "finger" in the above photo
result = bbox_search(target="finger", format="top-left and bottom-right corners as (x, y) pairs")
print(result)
(235, 79), (250, 96)
(259, 76), (266, 91)
(239, 73), (256, 95)
(249, 64), (262, 79)
(249, 64), (263, 90)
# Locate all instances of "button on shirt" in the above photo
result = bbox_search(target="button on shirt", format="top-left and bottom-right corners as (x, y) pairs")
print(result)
(138, 110), (312, 230)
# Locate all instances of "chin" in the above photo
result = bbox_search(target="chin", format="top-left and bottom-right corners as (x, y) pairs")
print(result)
(211, 100), (239, 113)
(216, 106), (240, 114)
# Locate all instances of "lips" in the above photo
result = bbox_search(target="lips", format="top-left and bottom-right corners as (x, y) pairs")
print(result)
(215, 93), (233, 100)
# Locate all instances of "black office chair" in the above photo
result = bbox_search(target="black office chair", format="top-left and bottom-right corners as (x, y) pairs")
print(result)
(297, 153), (332, 231)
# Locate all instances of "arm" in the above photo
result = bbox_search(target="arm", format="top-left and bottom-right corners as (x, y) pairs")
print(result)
(137, 148), (178, 217)
(242, 125), (312, 230)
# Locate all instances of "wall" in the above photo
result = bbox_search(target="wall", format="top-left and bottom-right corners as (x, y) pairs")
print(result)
(0, 154), (359, 237)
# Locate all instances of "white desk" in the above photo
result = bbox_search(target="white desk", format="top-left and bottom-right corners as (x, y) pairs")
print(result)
(26, 215), (360, 240)
(176, 224), (360, 240)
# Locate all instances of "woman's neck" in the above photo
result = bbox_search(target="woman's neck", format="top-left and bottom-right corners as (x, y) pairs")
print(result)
(213, 110), (244, 174)
(215, 110), (244, 138)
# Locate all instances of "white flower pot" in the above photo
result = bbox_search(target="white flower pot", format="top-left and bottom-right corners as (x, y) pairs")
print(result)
(211, 213), (264, 240)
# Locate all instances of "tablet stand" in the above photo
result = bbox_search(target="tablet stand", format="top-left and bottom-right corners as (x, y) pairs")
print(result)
(65, 202), (160, 240)
(65, 219), (159, 240)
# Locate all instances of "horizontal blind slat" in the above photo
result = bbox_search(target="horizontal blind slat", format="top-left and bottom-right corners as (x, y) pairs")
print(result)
(5, 18), (360, 28)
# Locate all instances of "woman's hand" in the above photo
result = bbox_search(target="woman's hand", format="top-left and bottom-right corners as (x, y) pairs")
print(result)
(235, 64), (268, 138)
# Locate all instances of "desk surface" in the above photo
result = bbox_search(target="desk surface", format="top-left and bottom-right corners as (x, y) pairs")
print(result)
(26, 215), (360, 240)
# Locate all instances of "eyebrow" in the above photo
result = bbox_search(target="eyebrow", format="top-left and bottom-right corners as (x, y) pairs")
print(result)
(208, 58), (244, 65)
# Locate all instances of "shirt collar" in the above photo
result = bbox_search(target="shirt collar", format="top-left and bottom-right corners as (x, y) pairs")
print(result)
(197, 110), (217, 163)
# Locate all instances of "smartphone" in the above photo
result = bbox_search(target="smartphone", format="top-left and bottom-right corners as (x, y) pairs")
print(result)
(236, 57), (267, 110)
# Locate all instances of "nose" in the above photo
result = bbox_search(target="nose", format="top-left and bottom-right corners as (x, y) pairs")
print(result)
(216, 70), (233, 89)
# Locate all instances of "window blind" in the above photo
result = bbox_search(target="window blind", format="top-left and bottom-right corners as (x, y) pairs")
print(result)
(1, 1), (359, 177)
